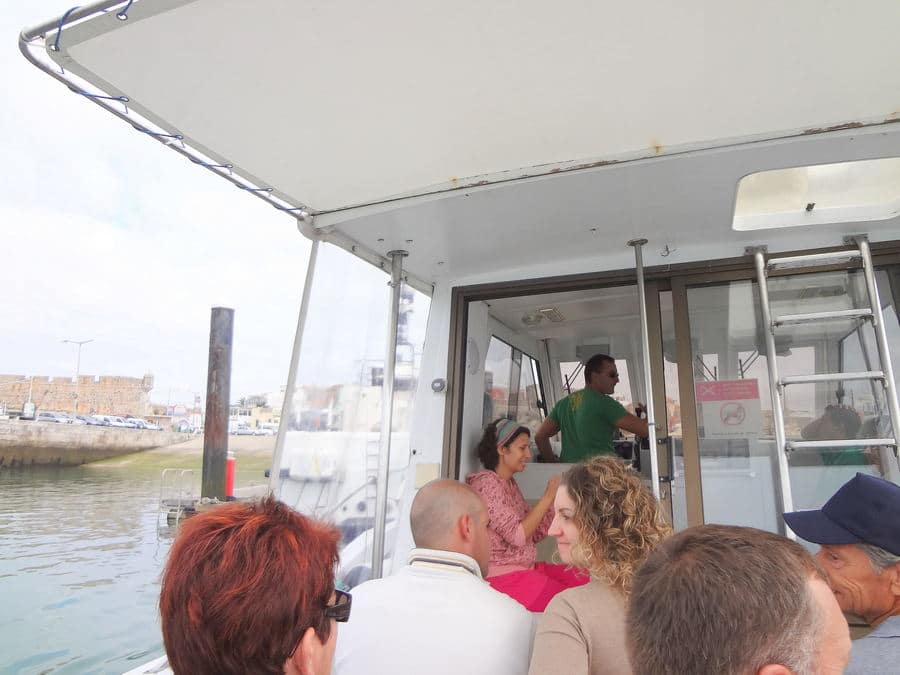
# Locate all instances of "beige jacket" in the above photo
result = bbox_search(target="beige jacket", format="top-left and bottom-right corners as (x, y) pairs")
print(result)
(528, 580), (632, 675)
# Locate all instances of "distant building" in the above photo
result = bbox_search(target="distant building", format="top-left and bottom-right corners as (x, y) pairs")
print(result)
(148, 400), (203, 432)
(230, 394), (280, 429)
(0, 373), (154, 416)
(266, 386), (286, 413)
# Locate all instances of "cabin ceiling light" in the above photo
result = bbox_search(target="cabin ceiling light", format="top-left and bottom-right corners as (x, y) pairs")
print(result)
(538, 307), (565, 322)
(522, 307), (565, 325)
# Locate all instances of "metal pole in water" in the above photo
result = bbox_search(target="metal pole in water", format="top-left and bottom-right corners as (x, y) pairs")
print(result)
(269, 240), (320, 494)
(201, 307), (234, 500)
(627, 239), (660, 500)
(372, 250), (407, 579)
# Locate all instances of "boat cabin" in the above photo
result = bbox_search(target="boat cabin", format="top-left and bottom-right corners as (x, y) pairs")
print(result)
(20, 0), (900, 585)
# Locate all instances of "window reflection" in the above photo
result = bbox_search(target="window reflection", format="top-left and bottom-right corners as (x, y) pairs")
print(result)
(483, 336), (544, 434)
(274, 244), (431, 587)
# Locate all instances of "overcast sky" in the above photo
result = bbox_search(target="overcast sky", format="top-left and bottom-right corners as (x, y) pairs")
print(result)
(1, 1), (313, 406)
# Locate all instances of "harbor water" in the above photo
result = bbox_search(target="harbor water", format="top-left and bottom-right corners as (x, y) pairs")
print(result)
(0, 440), (273, 674)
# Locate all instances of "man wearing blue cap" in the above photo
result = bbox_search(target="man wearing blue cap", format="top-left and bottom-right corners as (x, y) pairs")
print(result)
(784, 472), (900, 674)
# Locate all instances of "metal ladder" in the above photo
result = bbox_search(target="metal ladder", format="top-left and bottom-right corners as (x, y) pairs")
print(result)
(751, 237), (900, 530)
(158, 468), (195, 530)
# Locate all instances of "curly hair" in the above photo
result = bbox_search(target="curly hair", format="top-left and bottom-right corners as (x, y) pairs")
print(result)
(476, 418), (530, 471)
(561, 456), (671, 595)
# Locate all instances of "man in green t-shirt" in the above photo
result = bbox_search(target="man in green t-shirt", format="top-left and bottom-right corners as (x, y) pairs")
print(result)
(535, 353), (648, 463)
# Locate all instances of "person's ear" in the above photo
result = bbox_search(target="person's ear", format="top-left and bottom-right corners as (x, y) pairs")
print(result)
(887, 562), (900, 597)
(285, 627), (323, 675)
(458, 513), (474, 543)
(757, 664), (792, 675)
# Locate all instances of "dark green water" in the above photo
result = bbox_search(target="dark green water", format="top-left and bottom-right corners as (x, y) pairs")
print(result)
(1, 464), (180, 674)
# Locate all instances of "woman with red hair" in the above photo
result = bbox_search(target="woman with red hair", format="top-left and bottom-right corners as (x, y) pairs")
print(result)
(160, 496), (349, 675)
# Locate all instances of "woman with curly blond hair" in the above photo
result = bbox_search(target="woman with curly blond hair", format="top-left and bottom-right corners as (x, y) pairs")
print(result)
(528, 456), (671, 675)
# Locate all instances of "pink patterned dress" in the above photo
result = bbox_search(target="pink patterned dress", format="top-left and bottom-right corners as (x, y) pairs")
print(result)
(466, 469), (588, 611)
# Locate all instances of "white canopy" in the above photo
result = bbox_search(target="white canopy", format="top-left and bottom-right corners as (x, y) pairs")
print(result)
(23, 0), (900, 284)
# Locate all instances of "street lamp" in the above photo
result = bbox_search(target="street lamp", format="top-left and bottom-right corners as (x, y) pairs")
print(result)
(63, 339), (93, 416)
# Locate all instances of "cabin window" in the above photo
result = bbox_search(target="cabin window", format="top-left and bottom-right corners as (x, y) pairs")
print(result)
(685, 266), (900, 533)
(733, 157), (900, 231)
(483, 336), (545, 434)
(275, 243), (431, 585)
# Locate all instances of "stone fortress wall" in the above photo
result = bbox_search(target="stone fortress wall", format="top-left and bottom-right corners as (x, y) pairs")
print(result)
(0, 373), (154, 417)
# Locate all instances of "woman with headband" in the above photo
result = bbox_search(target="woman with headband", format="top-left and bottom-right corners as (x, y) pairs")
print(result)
(467, 418), (587, 611)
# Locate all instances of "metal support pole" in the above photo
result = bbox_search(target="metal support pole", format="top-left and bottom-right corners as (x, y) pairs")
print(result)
(857, 238), (900, 459)
(542, 339), (558, 408)
(201, 307), (234, 500)
(752, 250), (795, 529)
(372, 250), (408, 579)
(74, 344), (83, 416)
(63, 339), (92, 416)
(627, 239), (660, 500)
(269, 239), (320, 494)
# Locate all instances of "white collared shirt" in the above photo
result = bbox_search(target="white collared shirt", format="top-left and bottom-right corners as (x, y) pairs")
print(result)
(334, 548), (536, 675)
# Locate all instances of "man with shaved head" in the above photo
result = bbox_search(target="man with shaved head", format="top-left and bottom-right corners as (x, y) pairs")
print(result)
(334, 479), (536, 675)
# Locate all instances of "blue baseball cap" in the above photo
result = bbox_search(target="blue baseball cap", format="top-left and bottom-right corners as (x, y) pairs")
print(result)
(783, 473), (900, 556)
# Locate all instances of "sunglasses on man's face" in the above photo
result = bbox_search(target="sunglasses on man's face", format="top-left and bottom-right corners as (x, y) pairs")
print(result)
(325, 588), (352, 623)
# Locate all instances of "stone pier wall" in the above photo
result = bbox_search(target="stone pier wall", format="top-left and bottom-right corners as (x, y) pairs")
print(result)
(0, 420), (192, 468)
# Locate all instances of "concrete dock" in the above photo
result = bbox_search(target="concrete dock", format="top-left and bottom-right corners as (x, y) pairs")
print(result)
(0, 420), (193, 468)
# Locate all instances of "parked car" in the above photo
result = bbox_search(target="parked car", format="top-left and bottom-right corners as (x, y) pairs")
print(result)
(36, 411), (68, 423)
(91, 415), (111, 426)
(124, 418), (161, 430)
(77, 415), (104, 426)
(96, 415), (131, 428)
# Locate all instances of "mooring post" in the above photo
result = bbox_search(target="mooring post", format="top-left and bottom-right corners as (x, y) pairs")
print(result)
(201, 307), (234, 500)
